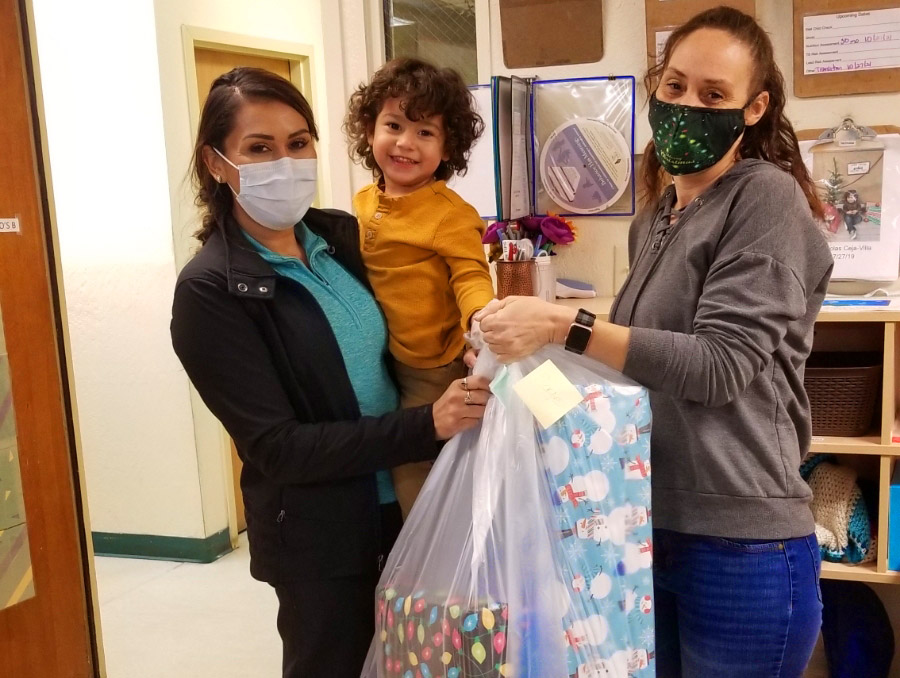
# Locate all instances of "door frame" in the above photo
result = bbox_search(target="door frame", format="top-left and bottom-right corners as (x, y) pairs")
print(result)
(12, 0), (103, 674)
(180, 27), (318, 544)
(182, 26), (316, 150)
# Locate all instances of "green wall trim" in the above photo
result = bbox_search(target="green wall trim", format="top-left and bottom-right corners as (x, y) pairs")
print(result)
(92, 528), (232, 563)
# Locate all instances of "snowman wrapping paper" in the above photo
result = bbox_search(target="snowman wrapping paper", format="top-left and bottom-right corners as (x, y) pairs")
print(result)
(362, 346), (655, 678)
(545, 380), (654, 678)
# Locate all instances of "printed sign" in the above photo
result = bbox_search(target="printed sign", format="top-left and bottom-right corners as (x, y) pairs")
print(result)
(802, 134), (900, 281)
(804, 9), (900, 75)
(0, 218), (20, 233)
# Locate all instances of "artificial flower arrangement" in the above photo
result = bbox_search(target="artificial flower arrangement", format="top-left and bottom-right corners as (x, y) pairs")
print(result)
(482, 213), (577, 263)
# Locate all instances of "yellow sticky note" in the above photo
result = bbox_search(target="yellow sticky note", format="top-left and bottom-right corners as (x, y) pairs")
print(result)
(513, 360), (583, 428)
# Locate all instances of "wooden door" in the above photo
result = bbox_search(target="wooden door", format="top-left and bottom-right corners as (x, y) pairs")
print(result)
(193, 48), (292, 533)
(195, 48), (292, 99)
(0, 0), (97, 675)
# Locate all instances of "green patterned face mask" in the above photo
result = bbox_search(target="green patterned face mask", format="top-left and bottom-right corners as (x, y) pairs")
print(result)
(649, 93), (747, 176)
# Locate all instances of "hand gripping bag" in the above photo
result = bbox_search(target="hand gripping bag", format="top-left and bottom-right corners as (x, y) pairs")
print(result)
(362, 345), (655, 678)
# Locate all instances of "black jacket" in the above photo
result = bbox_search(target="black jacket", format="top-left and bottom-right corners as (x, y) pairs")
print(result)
(171, 208), (436, 584)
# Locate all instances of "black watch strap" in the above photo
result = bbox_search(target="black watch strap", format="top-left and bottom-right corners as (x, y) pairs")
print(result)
(565, 308), (596, 355)
(575, 308), (596, 328)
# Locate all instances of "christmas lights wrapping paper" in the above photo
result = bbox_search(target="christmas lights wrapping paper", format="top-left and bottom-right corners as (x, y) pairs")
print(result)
(374, 594), (509, 678)
(363, 346), (655, 678)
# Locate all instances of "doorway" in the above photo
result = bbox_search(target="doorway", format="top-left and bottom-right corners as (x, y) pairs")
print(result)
(185, 34), (314, 534)
(0, 0), (98, 675)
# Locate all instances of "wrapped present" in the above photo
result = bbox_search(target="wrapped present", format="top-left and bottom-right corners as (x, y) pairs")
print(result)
(542, 381), (654, 677)
(375, 589), (510, 678)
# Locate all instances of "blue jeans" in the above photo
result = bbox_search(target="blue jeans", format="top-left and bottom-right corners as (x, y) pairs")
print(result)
(654, 529), (823, 677)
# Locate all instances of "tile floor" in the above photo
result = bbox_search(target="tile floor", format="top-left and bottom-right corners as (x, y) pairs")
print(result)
(93, 533), (831, 678)
(93, 532), (282, 678)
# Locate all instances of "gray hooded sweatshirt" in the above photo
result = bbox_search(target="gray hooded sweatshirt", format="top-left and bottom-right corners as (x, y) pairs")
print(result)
(610, 159), (833, 539)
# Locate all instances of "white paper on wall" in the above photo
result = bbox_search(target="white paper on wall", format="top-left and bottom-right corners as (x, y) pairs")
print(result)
(801, 134), (900, 281)
(655, 29), (674, 62)
(447, 85), (497, 219)
(803, 8), (900, 75)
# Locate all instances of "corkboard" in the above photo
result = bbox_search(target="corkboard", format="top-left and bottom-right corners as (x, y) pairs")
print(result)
(499, 0), (604, 68)
(793, 0), (900, 98)
(644, 0), (757, 69)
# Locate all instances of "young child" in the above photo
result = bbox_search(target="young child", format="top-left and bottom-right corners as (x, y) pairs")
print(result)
(842, 189), (864, 240)
(345, 58), (495, 519)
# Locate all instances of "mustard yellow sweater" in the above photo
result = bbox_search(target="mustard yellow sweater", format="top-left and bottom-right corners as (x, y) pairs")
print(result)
(354, 181), (495, 369)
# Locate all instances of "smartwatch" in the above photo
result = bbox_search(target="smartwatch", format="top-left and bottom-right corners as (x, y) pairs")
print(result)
(565, 308), (596, 355)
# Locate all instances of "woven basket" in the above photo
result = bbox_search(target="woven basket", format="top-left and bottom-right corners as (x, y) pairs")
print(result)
(496, 261), (534, 299)
(804, 352), (881, 437)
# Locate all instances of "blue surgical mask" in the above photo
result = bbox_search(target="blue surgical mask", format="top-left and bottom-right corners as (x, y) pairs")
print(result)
(216, 149), (317, 230)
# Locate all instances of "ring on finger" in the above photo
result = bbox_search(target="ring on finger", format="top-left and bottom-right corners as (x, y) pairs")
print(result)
(461, 377), (468, 391)
(465, 390), (473, 405)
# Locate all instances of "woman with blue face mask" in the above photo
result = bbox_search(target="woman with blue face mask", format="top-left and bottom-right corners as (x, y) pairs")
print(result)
(476, 7), (831, 677)
(170, 67), (491, 678)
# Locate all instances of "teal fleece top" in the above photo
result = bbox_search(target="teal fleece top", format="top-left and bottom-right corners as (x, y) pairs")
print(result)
(245, 225), (398, 504)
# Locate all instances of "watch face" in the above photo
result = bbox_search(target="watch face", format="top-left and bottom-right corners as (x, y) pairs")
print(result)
(566, 323), (592, 353)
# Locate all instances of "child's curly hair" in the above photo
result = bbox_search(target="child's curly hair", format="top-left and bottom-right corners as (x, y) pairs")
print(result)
(344, 58), (484, 181)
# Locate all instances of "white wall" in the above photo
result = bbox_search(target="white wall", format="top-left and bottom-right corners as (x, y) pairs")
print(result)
(29, 0), (900, 555)
(343, 0), (900, 295)
(343, 0), (900, 294)
(484, 0), (900, 296)
(481, 2), (900, 672)
(341, 5), (900, 672)
(31, 0), (364, 543)
(153, 0), (359, 541)
(155, 0), (347, 271)
(30, 0), (205, 537)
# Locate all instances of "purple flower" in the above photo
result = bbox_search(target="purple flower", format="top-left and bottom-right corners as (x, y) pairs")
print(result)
(539, 214), (576, 245)
(518, 216), (544, 234)
(482, 220), (507, 244)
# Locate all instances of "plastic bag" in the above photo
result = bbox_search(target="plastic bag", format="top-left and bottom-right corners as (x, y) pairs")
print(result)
(363, 345), (655, 678)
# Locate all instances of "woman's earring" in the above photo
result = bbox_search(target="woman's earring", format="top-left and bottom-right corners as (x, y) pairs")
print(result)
(215, 174), (222, 183)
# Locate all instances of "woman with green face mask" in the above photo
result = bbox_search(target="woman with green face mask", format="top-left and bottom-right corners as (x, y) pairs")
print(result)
(476, 7), (832, 677)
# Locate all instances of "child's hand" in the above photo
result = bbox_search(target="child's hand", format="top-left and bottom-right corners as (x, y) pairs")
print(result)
(463, 318), (485, 368)
(464, 348), (478, 369)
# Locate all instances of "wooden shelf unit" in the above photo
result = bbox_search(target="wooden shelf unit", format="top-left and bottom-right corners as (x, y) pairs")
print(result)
(556, 297), (900, 583)
(821, 561), (900, 585)
(809, 434), (888, 456)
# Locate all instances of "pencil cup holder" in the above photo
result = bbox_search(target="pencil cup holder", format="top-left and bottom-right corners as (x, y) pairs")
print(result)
(496, 261), (534, 299)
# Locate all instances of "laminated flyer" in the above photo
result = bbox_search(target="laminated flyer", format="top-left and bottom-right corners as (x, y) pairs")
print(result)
(539, 118), (631, 215)
(532, 77), (636, 218)
(450, 76), (636, 221)
(801, 134), (900, 281)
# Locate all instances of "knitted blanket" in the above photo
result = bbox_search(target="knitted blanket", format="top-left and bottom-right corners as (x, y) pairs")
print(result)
(799, 454), (872, 564)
